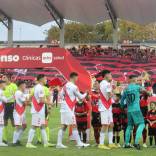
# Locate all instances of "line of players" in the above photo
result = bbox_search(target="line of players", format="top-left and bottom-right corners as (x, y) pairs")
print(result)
(81, 73), (156, 149)
(0, 71), (155, 150)
(0, 74), (54, 148)
(56, 71), (156, 150)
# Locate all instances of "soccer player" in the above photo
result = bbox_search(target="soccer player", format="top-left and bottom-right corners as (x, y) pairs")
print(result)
(147, 102), (156, 147)
(13, 81), (28, 146)
(121, 104), (131, 146)
(139, 92), (149, 148)
(121, 75), (145, 150)
(98, 70), (117, 150)
(91, 81), (101, 145)
(0, 80), (10, 146)
(56, 72), (90, 148)
(137, 76), (150, 148)
(53, 87), (59, 108)
(2, 74), (17, 144)
(26, 74), (52, 148)
(75, 98), (89, 143)
(36, 85), (53, 144)
(112, 94), (122, 147)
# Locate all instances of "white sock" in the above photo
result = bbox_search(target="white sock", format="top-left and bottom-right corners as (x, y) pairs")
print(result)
(18, 129), (24, 141)
(86, 129), (90, 141)
(72, 129), (82, 145)
(57, 129), (65, 145)
(108, 131), (113, 144)
(13, 130), (19, 144)
(99, 132), (105, 145)
(41, 129), (48, 144)
(70, 133), (75, 141)
(27, 128), (35, 143)
(0, 126), (3, 143)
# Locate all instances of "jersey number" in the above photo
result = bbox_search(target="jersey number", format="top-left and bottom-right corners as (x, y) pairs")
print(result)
(127, 93), (135, 105)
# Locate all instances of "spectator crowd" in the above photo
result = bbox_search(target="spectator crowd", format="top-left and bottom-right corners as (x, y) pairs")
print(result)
(69, 46), (156, 63)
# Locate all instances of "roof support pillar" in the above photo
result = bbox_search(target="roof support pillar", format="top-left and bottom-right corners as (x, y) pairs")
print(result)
(112, 21), (118, 49)
(8, 18), (13, 47)
(60, 19), (65, 48)
(44, 0), (65, 47)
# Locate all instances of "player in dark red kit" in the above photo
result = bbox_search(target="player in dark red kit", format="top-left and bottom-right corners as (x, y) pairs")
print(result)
(75, 98), (89, 143)
(91, 81), (101, 145)
(139, 91), (149, 148)
(147, 102), (156, 147)
(136, 77), (150, 148)
(112, 94), (122, 147)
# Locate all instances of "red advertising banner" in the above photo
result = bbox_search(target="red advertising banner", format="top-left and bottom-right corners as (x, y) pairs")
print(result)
(0, 48), (91, 91)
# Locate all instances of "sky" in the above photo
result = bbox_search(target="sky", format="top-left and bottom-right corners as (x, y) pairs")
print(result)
(0, 20), (55, 41)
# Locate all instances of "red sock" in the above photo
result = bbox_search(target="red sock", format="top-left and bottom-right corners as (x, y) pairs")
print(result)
(93, 127), (100, 144)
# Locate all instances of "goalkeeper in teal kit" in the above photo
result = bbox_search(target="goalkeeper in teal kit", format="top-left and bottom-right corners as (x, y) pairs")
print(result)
(121, 75), (145, 150)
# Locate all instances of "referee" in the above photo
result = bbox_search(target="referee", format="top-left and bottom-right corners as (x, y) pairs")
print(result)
(2, 74), (17, 144)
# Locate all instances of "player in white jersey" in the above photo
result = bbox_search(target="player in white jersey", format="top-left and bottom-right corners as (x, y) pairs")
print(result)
(26, 74), (53, 148)
(0, 80), (11, 146)
(56, 72), (90, 149)
(98, 70), (118, 149)
(13, 81), (28, 146)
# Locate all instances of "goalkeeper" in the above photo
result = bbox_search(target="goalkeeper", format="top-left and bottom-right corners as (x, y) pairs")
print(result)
(121, 75), (145, 150)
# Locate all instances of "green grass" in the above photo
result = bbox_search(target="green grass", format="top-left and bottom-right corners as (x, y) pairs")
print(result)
(0, 107), (155, 156)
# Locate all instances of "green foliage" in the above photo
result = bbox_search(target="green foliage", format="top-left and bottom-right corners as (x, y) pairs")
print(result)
(46, 20), (156, 43)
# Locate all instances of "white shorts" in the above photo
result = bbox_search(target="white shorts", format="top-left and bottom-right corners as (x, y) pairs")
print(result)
(0, 113), (4, 125)
(31, 113), (45, 127)
(100, 110), (113, 125)
(14, 112), (26, 126)
(61, 112), (76, 125)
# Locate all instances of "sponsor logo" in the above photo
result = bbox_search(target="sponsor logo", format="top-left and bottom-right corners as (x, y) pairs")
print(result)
(0, 55), (19, 62)
(42, 52), (53, 63)
(22, 56), (41, 61)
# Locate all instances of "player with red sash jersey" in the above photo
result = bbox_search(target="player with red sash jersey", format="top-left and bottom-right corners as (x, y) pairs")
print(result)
(56, 72), (90, 149)
(91, 81), (101, 145)
(98, 70), (118, 149)
(13, 81), (28, 146)
(26, 74), (53, 148)
(0, 80), (10, 147)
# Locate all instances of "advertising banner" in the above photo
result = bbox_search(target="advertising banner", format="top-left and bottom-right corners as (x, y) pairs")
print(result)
(0, 48), (91, 91)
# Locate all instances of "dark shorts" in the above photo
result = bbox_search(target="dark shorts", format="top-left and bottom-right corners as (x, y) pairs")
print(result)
(77, 121), (87, 131)
(148, 127), (156, 136)
(45, 105), (48, 119)
(4, 102), (15, 121)
(113, 123), (122, 132)
(53, 96), (58, 102)
(141, 106), (148, 124)
(141, 106), (148, 117)
(91, 112), (101, 127)
(127, 111), (144, 126)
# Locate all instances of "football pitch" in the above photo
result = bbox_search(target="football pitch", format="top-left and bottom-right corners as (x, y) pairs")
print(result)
(0, 107), (155, 156)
